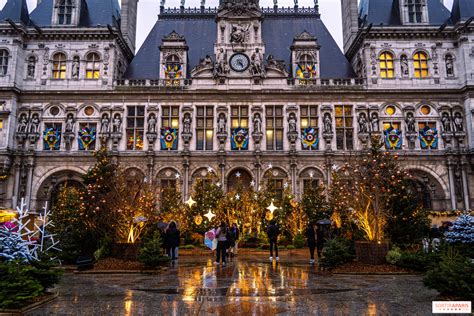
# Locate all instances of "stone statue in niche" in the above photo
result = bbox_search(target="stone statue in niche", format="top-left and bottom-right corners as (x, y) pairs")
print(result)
(100, 114), (110, 133)
(214, 48), (229, 77)
(453, 112), (463, 132)
(29, 114), (40, 134)
(358, 113), (369, 133)
(441, 112), (452, 132)
(147, 114), (157, 134)
(370, 112), (379, 132)
(17, 114), (28, 133)
(250, 49), (264, 76)
(182, 113), (192, 134)
(446, 56), (454, 76)
(65, 114), (75, 132)
(72, 57), (80, 79)
(288, 113), (297, 133)
(230, 24), (249, 44)
(400, 55), (409, 77)
(27, 58), (35, 78)
(217, 113), (226, 133)
(405, 112), (416, 133)
(323, 113), (332, 134)
(112, 114), (122, 133)
(253, 113), (262, 134)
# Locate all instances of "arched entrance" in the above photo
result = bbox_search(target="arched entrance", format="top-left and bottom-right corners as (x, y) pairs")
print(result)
(36, 170), (85, 210)
(227, 168), (253, 192)
(406, 169), (447, 211)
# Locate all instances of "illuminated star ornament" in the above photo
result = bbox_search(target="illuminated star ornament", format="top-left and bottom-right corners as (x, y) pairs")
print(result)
(250, 180), (255, 186)
(283, 182), (289, 189)
(235, 172), (241, 178)
(175, 173), (181, 179)
(207, 166), (213, 174)
(216, 182), (221, 187)
(186, 196), (196, 208)
(268, 163), (273, 169)
(267, 201), (278, 214)
(204, 209), (216, 221)
(331, 164), (338, 171)
(235, 194), (240, 200)
(309, 172), (314, 178)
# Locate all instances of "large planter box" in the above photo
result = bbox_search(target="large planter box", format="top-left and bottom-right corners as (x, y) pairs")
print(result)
(110, 243), (139, 260)
(355, 241), (389, 265)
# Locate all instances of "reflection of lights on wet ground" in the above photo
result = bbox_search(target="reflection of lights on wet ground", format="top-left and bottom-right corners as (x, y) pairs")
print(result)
(124, 290), (133, 316)
(367, 303), (377, 315)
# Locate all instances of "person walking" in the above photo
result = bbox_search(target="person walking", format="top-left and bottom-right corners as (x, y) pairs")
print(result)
(266, 220), (280, 261)
(214, 222), (228, 266)
(229, 223), (240, 257)
(164, 221), (180, 261)
(316, 224), (326, 259)
(306, 221), (317, 264)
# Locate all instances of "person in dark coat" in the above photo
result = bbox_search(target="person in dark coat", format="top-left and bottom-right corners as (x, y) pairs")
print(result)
(306, 221), (317, 264)
(229, 223), (240, 257)
(266, 220), (280, 261)
(214, 221), (228, 266)
(316, 224), (326, 258)
(164, 221), (180, 260)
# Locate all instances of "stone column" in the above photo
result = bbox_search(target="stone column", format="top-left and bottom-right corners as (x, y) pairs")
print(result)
(12, 162), (21, 208)
(25, 159), (35, 210)
(183, 158), (190, 201)
(461, 159), (470, 210)
(290, 158), (297, 195)
(447, 158), (457, 210)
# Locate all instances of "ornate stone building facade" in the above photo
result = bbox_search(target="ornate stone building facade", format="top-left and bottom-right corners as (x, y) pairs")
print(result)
(0, 0), (472, 212)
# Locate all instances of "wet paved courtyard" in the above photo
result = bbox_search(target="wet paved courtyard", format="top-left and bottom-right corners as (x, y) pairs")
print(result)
(27, 255), (438, 315)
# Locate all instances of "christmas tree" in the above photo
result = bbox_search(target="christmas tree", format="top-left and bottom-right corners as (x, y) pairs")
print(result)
(446, 214), (474, 245)
(329, 136), (410, 242)
(190, 176), (224, 233)
(159, 184), (186, 232)
(301, 183), (330, 223)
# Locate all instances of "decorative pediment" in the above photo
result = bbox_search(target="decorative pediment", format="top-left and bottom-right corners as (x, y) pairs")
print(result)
(163, 31), (186, 42)
(294, 30), (316, 41)
(217, 0), (262, 18)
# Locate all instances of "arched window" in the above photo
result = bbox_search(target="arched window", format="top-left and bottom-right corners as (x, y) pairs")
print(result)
(164, 55), (182, 79)
(0, 50), (9, 76)
(58, 0), (73, 25)
(445, 54), (454, 77)
(379, 52), (394, 78)
(296, 54), (316, 79)
(27, 56), (36, 78)
(85, 53), (100, 79)
(52, 53), (67, 79)
(413, 52), (429, 78)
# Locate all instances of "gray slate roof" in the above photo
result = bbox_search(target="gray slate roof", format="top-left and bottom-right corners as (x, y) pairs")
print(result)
(450, 0), (474, 24)
(359, 0), (452, 26)
(0, 0), (30, 25)
(29, 0), (120, 27)
(124, 14), (356, 79)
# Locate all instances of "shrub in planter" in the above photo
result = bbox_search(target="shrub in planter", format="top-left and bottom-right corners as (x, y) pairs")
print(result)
(0, 262), (44, 309)
(28, 257), (63, 290)
(320, 237), (354, 269)
(292, 233), (305, 249)
(286, 245), (296, 250)
(386, 246), (402, 265)
(138, 232), (169, 267)
(423, 248), (474, 299)
(396, 251), (440, 272)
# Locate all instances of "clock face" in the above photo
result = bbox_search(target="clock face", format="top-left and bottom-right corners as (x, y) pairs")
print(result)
(230, 53), (250, 72)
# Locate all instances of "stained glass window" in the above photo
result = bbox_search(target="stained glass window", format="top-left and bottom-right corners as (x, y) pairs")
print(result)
(86, 52), (100, 79)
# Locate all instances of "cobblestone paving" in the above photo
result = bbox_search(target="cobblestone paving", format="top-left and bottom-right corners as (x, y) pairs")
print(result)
(26, 255), (438, 315)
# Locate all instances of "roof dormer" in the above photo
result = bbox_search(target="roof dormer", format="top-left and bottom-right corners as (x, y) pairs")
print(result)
(52, 0), (86, 26)
(400, 0), (429, 25)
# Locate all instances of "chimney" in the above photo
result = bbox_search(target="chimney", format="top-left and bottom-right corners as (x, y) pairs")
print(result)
(341, 0), (359, 54)
(121, 0), (139, 53)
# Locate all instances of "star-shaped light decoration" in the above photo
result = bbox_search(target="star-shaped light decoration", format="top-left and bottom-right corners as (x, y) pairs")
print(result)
(331, 164), (338, 171)
(268, 163), (273, 169)
(309, 172), (314, 178)
(185, 196), (196, 208)
(207, 166), (213, 174)
(175, 173), (181, 179)
(216, 182), (221, 187)
(235, 172), (241, 178)
(204, 209), (216, 221)
(267, 201), (278, 214)
(250, 180), (255, 187)
(283, 182), (289, 189)
(235, 194), (240, 200)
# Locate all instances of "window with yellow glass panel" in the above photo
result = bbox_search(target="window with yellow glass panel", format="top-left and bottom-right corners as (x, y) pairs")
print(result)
(266, 105), (283, 150)
(85, 53), (101, 79)
(413, 52), (429, 78)
(0, 119), (3, 131)
(379, 52), (394, 78)
(52, 53), (67, 79)
(196, 106), (214, 150)
(162, 106), (179, 130)
(230, 105), (248, 129)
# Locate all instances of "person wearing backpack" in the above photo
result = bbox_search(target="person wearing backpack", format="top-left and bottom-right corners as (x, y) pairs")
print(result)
(214, 221), (228, 266)
(266, 220), (280, 261)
